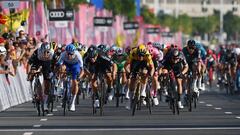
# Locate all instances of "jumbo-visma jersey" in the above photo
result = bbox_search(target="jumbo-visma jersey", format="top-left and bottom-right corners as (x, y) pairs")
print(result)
(129, 48), (154, 66)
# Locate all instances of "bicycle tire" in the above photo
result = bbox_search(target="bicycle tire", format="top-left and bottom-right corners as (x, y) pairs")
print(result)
(175, 99), (179, 115)
(132, 82), (140, 116)
(188, 94), (192, 112)
(146, 87), (152, 115)
(100, 78), (105, 116)
(36, 101), (41, 116)
(115, 74), (120, 107)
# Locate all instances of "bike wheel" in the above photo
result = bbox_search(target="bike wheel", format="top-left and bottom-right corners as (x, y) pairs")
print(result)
(100, 81), (105, 116)
(188, 94), (192, 112)
(146, 90), (152, 115)
(131, 97), (138, 116)
(175, 99), (179, 115)
(92, 94), (97, 115)
(41, 101), (45, 116)
(36, 100), (41, 116)
(171, 98), (175, 115)
(63, 90), (68, 116)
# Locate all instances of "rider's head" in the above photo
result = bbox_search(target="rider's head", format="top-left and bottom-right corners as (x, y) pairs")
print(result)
(40, 42), (51, 56)
(187, 39), (196, 54)
(87, 45), (98, 62)
(65, 44), (76, 59)
(171, 49), (180, 63)
(137, 44), (147, 60)
(97, 44), (108, 55)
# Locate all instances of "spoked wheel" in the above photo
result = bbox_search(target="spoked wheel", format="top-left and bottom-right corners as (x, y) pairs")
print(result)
(131, 97), (138, 116)
(188, 94), (192, 112)
(41, 101), (45, 116)
(36, 101), (41, 116)
(146, 90), (152, 115)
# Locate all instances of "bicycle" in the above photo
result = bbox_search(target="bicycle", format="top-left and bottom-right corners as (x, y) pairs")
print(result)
(223, 62), (234, 95)
(31, 70), (45, 116)
(48, 73), (57, 113)
(167, 71), (179, 115)
(62, 74), (72, 116)
(92, 72), (107, 116)
(115, 71), (125, 107)
(77, 78), (89, 105)
(186, 70), (198, 112)
(131, 72), (152, 116)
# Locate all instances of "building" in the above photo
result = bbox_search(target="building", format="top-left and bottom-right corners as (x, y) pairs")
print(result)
(141, 0), (240, 17)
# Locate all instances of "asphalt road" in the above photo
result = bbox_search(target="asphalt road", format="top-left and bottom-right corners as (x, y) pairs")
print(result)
(0, 85), (240, 135)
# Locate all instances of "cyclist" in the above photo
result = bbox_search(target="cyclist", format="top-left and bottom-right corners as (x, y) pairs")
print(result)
(57, 44), (83, 111)
(28, 42), (54, 111)
(182, 40), (202, 96)
(147, 43), (164, 105)
(162, 49), (188, 108)
(84, 45), (117, 107)
(112, 47), (128, 97)
(124, 44), (154, 110)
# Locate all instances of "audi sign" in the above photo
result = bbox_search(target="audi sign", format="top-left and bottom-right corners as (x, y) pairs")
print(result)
(94, 17), (113, 27)
(123, 22), (139, 30)
(49, 9), (74, 21)
(146, 28), (160, 34)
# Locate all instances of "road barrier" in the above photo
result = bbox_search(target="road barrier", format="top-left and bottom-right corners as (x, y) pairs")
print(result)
(0, 65), (32, 111)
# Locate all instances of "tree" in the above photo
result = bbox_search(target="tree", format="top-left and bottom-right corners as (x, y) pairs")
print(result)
(141, 5), (158, 24)
(104, 0), (136, 20)
(177, 14), (192, 34)
(223, 11), (240, 40)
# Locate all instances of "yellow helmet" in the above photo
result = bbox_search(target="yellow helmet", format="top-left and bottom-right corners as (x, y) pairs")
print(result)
(137, 44), (147, 56)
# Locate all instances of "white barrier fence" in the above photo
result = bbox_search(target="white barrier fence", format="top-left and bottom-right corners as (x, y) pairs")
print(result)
(0, 65), (32, 111)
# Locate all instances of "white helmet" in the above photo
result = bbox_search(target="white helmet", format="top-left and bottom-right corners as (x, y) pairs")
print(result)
(0, 46), (6, 55)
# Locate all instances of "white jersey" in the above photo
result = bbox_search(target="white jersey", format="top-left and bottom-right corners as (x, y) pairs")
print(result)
(58, 51), (83, 67)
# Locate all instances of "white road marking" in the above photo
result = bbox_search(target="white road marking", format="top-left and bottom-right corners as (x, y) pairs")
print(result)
(40, 119), (47, 121)
(224, 112), (233, 114)
(33, 125), (41, 128)
(206, 104), (213, 107)
(2, 127), (240, 132)
(23, 132), (33, 135)
(236, 116), (240, 119)
(199, 101), (205, 104)
(47, 113), (54, 116)
(53, 109), (58, 112)
(214, 107), (222, 110)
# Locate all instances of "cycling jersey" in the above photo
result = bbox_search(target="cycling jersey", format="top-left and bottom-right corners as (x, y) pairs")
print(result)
(84, 55), (114, 75)
(163, 53), (188, 75)
(182, 47), (201, 64)
(128, 48), (154, 67)
(57, 51), (83, 80)
(195, 42), (207, 61)
(112, 53), (128, 72)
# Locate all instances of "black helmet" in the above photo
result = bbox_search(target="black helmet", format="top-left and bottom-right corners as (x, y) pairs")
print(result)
(98, 44), (107, 51)
(187, 39), (196, 48)
(87, 45), (98, 58)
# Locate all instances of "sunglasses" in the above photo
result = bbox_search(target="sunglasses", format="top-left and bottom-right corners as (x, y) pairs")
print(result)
(189, 47), (195, 50)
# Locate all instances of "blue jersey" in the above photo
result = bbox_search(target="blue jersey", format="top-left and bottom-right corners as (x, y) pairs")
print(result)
(57, 51), (83, 80)
(58, 51), (83, 67)
(195, 42), (207, 61)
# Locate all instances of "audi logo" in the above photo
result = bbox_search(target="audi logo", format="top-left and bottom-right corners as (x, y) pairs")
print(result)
(50, 11), (65, 18)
